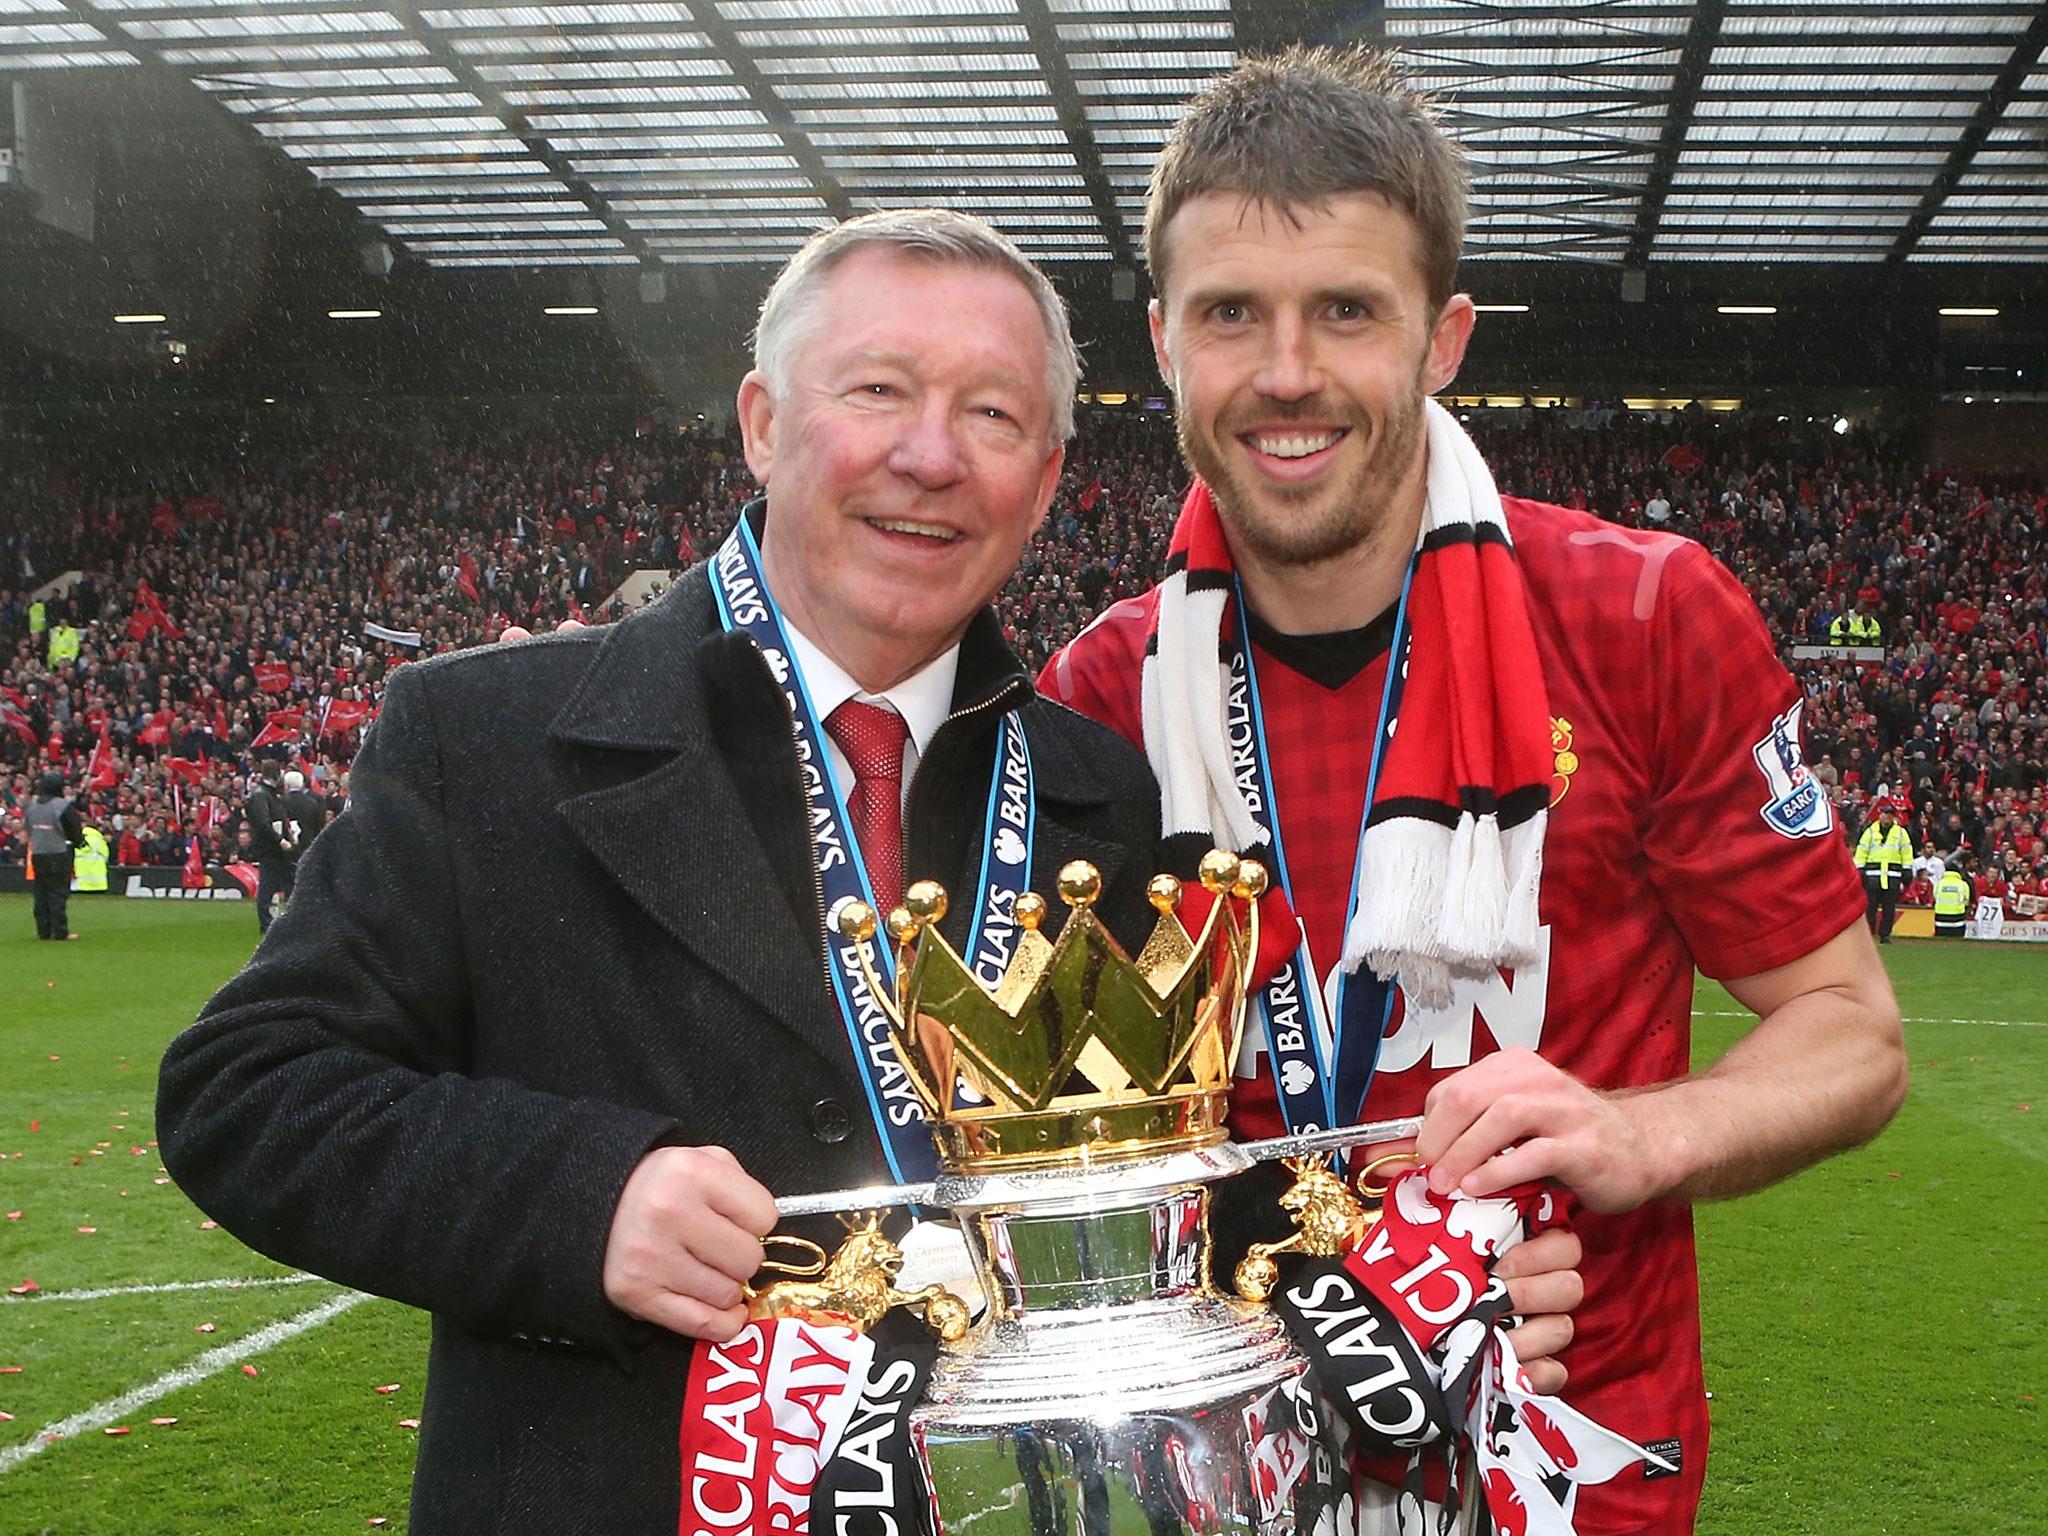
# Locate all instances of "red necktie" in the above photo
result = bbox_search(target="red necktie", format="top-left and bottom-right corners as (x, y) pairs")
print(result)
(826, 700), (910, 917)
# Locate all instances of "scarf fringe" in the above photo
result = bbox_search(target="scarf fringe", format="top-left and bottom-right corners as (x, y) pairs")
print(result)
(1345, 810), (1549, 1010)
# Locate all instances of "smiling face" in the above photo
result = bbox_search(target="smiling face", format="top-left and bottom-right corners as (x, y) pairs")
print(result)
(1150, 192), (1474, 625)
(738, 245), (1064, 691)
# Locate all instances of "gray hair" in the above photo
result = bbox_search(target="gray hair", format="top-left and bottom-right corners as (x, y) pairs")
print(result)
(753, 208), (1079, 443)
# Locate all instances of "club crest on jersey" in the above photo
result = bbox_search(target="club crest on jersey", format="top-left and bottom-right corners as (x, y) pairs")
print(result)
(1752, 702), (1833, 839)
(1548, 717), (1579, 808)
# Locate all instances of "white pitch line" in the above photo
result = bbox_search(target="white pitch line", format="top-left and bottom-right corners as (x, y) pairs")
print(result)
(0, 1273), (327, 1305)
(0, 1289), (370, 1474)
(1697, 1009), (2045, 1029)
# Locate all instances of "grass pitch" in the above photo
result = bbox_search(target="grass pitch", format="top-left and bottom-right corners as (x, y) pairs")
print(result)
(2, 897), (2043, 1534)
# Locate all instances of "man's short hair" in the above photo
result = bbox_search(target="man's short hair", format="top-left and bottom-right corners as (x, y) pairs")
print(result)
(1146, 45), (1466, 312)
(753, 207), (1079, 443)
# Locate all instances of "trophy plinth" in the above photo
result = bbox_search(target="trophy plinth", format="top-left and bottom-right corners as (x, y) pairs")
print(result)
(824, 854), (1348, 1534)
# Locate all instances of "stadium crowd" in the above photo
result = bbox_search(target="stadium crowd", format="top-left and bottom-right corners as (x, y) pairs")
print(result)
(5, 405), (2045, 912)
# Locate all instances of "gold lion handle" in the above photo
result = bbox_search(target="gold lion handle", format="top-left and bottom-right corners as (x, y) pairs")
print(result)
(743, 1214), (972, 1341)
(1232, 1152), (1422, 1303)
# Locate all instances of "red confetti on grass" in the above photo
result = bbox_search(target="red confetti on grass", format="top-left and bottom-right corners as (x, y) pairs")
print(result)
(5, 1212), (19, 1221)
(241, 1365), (259, 1378)
(198, 1220), (218, 1230)
(130, 1147), (148, 1156)
(367, 1520), (389, 1529)
(195, 1323), (216, 1334)
(150, 1417), (178, 1427)
(0, 1412), (13, 1422)
(27, 1122), (38, 1134)
(8, 1281), (38, 1296)
(0, 1366), (21, 1373)
(104, 1426), (131, 1437)
(397, 1419), (421, 1430)
(374, 1383), (402, 1396)
(76, 1227), (96, 1235)
(153, 1178), (171, 1186)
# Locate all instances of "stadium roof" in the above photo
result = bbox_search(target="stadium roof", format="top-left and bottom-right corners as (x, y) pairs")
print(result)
(4, 0), (2044, 272)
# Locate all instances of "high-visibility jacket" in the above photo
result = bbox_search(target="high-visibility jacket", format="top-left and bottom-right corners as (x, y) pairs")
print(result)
(1854, 822), (1914, 888)
(27, 600), (46, 635)
(1829, 614), (1848, 644)
(47, 624), (80, 667)
(1933, 871), (1971, 918)
(71, 827), (109, 892)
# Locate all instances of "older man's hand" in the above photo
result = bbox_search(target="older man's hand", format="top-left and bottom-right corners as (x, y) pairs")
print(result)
(602, 1144), (778, 1342)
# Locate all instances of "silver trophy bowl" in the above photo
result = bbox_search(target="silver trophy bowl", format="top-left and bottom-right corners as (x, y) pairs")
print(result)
(914, 1145), (1344, 1536)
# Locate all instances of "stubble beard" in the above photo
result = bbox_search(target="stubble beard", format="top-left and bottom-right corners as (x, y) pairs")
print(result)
(1176, 372), (1429, 575)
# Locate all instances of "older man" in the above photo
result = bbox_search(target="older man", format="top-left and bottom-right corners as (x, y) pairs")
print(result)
(157, 210), (1159, 1533)
(1043, 48), (1906, 1533)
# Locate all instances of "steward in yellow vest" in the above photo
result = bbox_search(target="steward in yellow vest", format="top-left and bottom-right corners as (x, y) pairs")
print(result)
(1854, 806), (1913, 944)
(71, 825), (109, 893)
(1933, 864), (1972, 937)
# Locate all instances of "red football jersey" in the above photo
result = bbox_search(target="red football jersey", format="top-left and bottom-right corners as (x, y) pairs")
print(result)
(1042, 496), (1867, 1534)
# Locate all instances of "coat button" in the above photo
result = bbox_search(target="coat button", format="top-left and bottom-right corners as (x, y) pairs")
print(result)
(811, 1099), (852, 1144)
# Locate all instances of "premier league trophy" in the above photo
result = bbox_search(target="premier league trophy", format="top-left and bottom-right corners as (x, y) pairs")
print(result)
(754, 850), (1419, 1535)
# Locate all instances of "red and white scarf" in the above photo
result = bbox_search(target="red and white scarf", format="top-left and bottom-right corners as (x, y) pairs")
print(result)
(1142, 400), (1553, 1009)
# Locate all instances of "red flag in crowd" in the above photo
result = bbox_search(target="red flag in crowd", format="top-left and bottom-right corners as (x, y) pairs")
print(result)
(195, 795), (227, 834)
(1078, 477), (1104, 511)
(568, 597), (589, 625)
(253, 662), (292, 695)
(457, 553), (481, 603)
(182, 837), (208, 891)
(1661, 441), (1704, 474)
(320, 699), (372, 737)
(163, 757), (208, 786)
(250, 707), (303, 748)
(222, 862), (260, 900)
(137, 712), (171, 747)
(127, 580), (185, 642)
(185, 495), (226, 520)
(88, 729), (119, 791)
(0, 703), (34, 748)
(151, 500), (179, 539)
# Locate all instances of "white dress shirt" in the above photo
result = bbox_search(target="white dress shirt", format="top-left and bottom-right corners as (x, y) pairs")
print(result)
(782, 622), (959, 811)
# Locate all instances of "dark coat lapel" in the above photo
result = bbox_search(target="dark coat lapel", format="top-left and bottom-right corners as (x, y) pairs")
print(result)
(548, 571), (837, 1054)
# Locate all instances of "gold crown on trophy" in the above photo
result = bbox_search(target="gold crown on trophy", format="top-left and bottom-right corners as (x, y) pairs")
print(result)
(836, 849), (1267, 1169)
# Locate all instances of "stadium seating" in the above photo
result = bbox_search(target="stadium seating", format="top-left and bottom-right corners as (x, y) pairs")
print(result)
(3, 406), (2042, 907)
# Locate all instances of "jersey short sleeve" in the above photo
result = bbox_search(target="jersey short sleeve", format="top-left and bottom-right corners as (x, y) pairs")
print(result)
(1037, 591), (1155, 750)
(1640, 541), (1866, 980)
